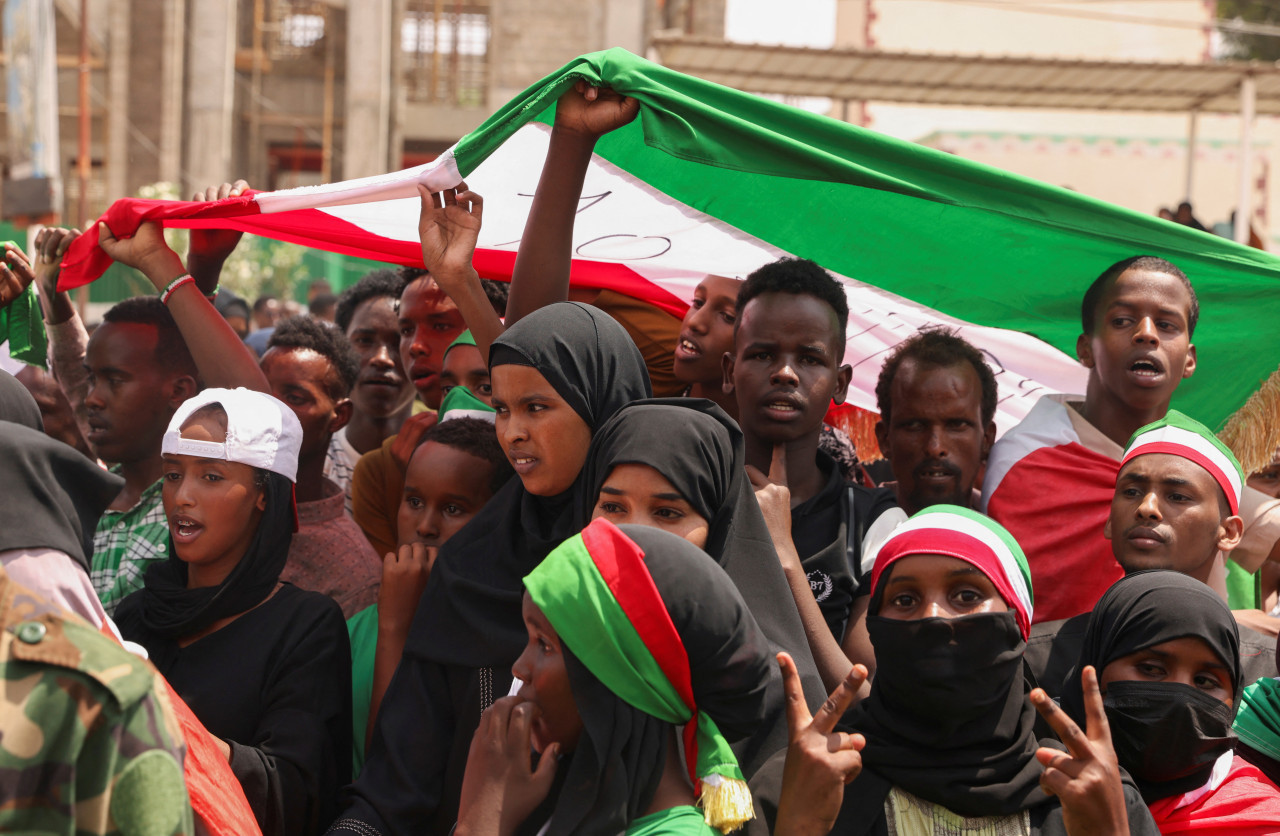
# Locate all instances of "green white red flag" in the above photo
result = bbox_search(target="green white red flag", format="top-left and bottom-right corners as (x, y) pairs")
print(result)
(59, 48), (1280, 432)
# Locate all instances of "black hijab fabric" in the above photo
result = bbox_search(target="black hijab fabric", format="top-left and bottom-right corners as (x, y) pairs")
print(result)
(0, 420), (123, 570)
(115, 471), (294, 656)
(1060, 571), (1241, 801)
(0, 368), (42, 429)
(576, 398), (828, 772)
(406, 302), (652, 667)
(545, 525), (772, 836)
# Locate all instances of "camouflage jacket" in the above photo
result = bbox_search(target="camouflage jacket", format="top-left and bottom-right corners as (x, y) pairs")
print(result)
(0, 567), (193, 835)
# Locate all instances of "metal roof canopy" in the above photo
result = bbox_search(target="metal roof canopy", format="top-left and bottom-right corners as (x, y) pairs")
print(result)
(651, 35), (1279, 243)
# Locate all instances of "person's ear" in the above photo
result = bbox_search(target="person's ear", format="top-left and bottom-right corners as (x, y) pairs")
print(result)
(1217, 514), (1244, 553)
(874, 418), (889, 456)
(1076, 333), (1094, 369)
(831, 364), (852, 406)
(1182, 343), (1197, 380)
(168, 375), (199, 409)
(1103, 513), (1114, 541)
(330, 397), (353, 434)
(721, 351), (736, 396)
(255, 489), (267, 512)
(982, 421), (996, 460)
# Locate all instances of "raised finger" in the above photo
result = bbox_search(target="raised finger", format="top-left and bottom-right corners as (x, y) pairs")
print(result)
(769, 443), (788, 487)
(1031, 689), (1091, 761)
(1079, 666), (1113, 746)
(424, 545), (439, 572)
(54, 230), (77, 259)
(231, 179), (250, 196)
(455, 190), (484, 217)
(777, 652), (813, 742)
(812, 664), (866, 736)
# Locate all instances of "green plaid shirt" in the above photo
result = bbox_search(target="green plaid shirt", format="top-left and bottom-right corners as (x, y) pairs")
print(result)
(91, 477), (169, 615)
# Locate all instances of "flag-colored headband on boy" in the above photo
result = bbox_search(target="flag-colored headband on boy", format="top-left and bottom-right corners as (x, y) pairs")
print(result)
(1121, 410), (1244, 515)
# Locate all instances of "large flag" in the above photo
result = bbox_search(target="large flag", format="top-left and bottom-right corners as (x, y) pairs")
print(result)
(59, 48), (1280, 434)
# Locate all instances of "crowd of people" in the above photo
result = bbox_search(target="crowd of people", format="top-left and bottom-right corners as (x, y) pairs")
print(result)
(5, 82), (1280, 836)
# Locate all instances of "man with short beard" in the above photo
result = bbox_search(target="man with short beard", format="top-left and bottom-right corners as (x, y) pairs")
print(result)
(873, 328), (997, 515)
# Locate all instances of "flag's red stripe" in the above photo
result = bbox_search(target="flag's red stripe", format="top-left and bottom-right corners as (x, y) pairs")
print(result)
(59, 197), (692, 319)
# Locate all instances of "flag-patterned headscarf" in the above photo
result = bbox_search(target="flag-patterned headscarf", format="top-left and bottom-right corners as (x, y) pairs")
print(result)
(525, 519), (771, 834)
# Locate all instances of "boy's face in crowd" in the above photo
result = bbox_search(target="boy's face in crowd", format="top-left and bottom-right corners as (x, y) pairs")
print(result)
(440, 344), (492, 404)
(875, 359), (994, 515)
(1077, 269), (1196, 413)
(397, 440), (496, 547)
(84, 321), (192, 465)
(491, 364), (592, 497)
(1105, 452), (1243, 581)
(514, 592), (583, 756)
(1248, 454), (1280, 499)
(398, 277), (466, 409)
(260, 347), (351, 463)
(724, 292), (851, 447)
(1099, 636), (1233, 706)
(162, 412), (266, 583)
(674, 275), (741, 386)
(590, 463), (710, 549)
(345, 295), (415, 420)
(877, 554), (1008, 621)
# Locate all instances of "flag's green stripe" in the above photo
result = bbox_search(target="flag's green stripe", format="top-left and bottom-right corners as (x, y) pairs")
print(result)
(525, 534), (689, 724)
(453, 49), (1280, 429)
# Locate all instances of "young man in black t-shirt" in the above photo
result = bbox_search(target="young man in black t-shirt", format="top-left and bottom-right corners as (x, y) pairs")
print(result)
(726, 257), (900, 691)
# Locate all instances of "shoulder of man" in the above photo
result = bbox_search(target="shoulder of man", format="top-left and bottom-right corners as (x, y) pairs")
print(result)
(4, 581), (156, 708)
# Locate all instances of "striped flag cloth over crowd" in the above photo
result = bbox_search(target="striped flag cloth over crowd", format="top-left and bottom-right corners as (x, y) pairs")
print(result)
(58, 48), (1280, 435)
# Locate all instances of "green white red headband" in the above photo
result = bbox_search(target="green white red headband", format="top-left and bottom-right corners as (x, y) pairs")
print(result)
(1121, 410), (1244, 516)
(871, 505), (1034, 639)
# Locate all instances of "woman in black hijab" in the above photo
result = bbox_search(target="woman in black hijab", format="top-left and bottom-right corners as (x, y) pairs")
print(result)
(577, 397), (826, 776)
(334, 302), (653, 836)
(1061, 571), (1280, 833)
(456, 521), (773, 836)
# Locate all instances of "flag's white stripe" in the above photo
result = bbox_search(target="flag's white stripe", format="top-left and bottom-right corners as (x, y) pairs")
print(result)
(301, 123), (1085, 435)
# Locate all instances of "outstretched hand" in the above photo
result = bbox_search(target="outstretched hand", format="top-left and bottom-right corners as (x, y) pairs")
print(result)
(391, 411), (439, 473)
(1032, 667), (1130, 836)
(775, 652), (867, 836)
(553, 80), (639, 140)
(456, 696), (560, 836)
(416, 182), (482, 293)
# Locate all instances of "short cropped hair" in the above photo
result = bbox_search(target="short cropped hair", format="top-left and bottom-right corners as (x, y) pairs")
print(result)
(420, 417), (513, 495)
(252, 295), (277, 314)
(101, 296), (198, 379)
(735, 258), (848, 359)
(1081, 256), (1199, 337)
(398, 266), (508, 317)
(875, 328), (998, 426)
(266, 315), (360, 398)
(335, 269), (408, 332)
